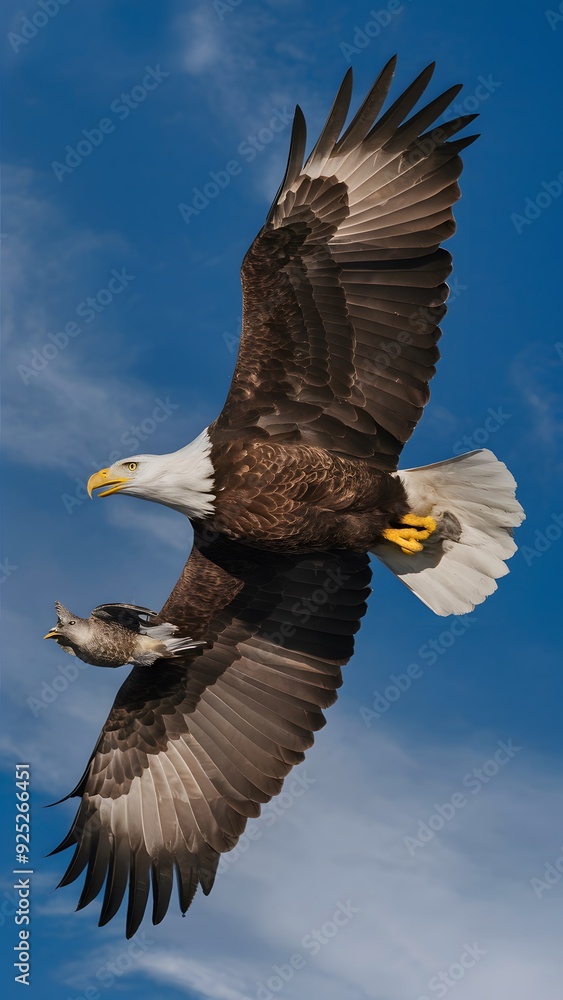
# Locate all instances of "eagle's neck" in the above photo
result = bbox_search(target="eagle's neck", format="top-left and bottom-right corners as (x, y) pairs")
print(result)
(142, 428), (216, 519)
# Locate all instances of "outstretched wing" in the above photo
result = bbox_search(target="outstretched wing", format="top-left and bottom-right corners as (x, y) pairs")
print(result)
(91, 603), (159, 631)
(52, 532), (371, 937)
(215, 58), (478, 471)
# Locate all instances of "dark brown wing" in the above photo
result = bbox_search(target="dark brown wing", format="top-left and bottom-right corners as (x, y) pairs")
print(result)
(215, 58), (478, 471)
(52, 530), (371, 938)
(91, 603), (158, 631)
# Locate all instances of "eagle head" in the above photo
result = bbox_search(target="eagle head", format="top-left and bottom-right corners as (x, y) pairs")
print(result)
(86, 456), (152, 499)
(86, 431), (216, 519)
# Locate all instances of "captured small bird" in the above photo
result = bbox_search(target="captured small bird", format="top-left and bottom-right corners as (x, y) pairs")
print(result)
(51, 59), (525, 938)
(44, 601), (206, 667)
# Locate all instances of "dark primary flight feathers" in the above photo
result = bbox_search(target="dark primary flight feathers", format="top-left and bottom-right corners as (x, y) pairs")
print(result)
(216, 56), (477, 471)
(53, 59), (477, 935)
(53, 534), (371, 938)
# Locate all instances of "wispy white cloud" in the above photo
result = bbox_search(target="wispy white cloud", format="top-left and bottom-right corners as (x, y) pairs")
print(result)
(510, 343), (563, 469)
(1, 165), (151, 469)
(1, 164), (205, 560)
(173, 3), (320, 162)
(138, 956), (251, 1000)
(181, 5), (224, 76)
(51, 717), (563, 1000)
(105, 502), (192, 554)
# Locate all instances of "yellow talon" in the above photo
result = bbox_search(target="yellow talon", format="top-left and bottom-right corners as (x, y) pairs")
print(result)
(382, 515), (437, 555)
(402, 514), (437, 532)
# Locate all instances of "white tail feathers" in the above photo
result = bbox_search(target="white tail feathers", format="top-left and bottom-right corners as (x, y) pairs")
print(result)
(138, 619), (207, 659)
(162, 635), (207, 657)
(372, 450), (525, 616)
(140, 621), (179, 640)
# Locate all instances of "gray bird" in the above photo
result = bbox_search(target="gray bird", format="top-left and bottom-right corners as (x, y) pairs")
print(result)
(43, 601), (206, 667)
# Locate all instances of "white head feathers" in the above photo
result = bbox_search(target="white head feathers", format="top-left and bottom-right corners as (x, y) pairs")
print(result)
(95, 428), (216, 519)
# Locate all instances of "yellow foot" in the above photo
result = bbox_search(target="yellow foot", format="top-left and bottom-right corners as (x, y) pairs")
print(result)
(382, 514), (437, 555)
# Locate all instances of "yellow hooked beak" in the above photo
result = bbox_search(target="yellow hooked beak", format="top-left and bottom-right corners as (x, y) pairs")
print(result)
(43, 628), (59, 640)
(87, 468), (130, 499)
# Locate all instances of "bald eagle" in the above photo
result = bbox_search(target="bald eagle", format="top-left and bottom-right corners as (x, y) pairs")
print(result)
(53, 59), (524, 937)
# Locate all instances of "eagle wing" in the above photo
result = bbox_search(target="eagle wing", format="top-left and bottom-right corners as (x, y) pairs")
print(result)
(52, 531), (371, 937)
(215, 58), (478, 471)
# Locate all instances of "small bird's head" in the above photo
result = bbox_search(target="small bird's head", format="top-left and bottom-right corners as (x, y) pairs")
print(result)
(43, 602), (91, 652)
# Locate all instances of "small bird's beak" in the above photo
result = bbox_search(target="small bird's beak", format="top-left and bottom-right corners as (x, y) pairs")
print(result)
(87, 468), (130, 498)
(43, 628), (59, 640)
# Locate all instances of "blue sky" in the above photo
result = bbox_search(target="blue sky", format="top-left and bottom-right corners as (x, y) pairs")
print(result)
(2, 1), (563, 997)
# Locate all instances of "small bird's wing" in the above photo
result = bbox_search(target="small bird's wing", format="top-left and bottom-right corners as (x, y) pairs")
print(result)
(91, 603), (159, 631)
(52, 531), (371, 937)
(214, 59), (478, 471)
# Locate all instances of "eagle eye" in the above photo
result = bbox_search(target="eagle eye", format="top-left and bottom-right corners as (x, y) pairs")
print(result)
(127, 462), (138, 472)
